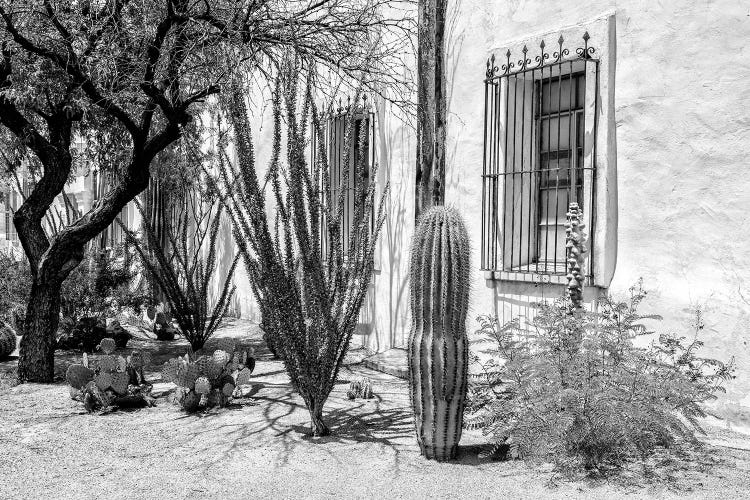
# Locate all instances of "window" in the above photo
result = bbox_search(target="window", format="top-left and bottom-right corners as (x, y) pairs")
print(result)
(482, 32), (603, 285)
(4, 189), (18, 242)
(311, 101), (375, 259)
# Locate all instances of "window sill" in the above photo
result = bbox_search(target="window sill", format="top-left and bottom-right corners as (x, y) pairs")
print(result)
(484, 270), (567, 285)
(483, 269), (594, 287)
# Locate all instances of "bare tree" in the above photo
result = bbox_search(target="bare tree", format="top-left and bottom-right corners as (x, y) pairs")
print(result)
(0, 0), (414, 382)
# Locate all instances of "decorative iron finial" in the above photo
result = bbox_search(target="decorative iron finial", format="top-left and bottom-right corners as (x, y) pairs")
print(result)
(576, 31), (595, 59)
(553, 35), (569, 62)
(535, 39), (549, 67)
(486, 53), (499, 79)
(502, 49), (514, 74)
(518, 45), (531, 70)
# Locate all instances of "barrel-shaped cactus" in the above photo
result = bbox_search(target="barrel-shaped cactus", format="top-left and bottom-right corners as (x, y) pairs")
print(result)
(407, 206), (471, 461)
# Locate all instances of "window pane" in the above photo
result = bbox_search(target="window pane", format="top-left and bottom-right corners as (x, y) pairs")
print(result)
(541, 77), (577, 114)
(539, 188), (569, 225)
(541, 156), (571, 186)
(541, 116), (571, 152)
(537, 224), (566, 265)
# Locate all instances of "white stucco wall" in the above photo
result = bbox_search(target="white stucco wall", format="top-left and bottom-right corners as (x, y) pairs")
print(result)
(229, 0), (750, 428)
(363, 0), (750, 428)
(446, 0), (750, 425)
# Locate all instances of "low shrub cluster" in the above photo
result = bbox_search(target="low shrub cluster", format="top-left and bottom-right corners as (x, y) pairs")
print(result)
(465, 280), (735, 473)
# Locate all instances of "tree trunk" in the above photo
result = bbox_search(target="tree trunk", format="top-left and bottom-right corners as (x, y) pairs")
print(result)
(415, 0), (448, 220)
(308, 399), (330, 437)
(17, 278), (63, 382)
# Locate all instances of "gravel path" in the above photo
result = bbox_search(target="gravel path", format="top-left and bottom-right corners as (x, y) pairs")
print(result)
(1, 320), (749, 499)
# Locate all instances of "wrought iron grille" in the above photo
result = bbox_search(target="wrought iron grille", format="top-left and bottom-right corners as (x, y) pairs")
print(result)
(310, 98), (375, 260)
(482, 33), (599, 282)
(2, 189), (17, 241)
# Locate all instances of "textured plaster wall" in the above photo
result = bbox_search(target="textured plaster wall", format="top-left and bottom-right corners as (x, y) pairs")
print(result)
(429, 0), (750, 428)
(230, 0), (750, 427)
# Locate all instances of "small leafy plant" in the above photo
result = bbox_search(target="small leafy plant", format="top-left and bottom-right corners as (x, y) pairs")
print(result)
(160, 338), (255, 412)
(65, 338), (155, 412)
(466, 281), (735, 473)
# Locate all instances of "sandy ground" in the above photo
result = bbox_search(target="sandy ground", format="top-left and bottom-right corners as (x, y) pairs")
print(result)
(1, 320), (749, 500)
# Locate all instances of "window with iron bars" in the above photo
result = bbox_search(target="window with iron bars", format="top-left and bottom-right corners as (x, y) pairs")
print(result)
(92, 168), (129, 251)
(310, 100), (375, 261)
(2, 189), (17, 241)
(482, 33), (599, 284)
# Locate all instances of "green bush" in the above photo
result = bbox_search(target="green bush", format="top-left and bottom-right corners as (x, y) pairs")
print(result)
(60, 249), (136, 322)
(466, 280), (734, 473)
(0, 250), (29, 330)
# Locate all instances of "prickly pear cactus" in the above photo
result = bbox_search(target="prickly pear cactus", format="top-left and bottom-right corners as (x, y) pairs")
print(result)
(66, 364), (94, 389)
(407, 206), (471, 461)
(165, 344), (255, 412)
(98, 338), (116, 355)
(67, 348), (153, 412)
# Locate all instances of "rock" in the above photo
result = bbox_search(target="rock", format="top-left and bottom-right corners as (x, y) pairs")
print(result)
(107, 320), (130, 348)
(58, 317), (107, 352)
(153, 312), (177, 341)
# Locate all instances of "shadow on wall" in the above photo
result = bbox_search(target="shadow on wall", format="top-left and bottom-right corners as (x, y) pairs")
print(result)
(485, 279), (605, 331)
(354, 100), (413, 352)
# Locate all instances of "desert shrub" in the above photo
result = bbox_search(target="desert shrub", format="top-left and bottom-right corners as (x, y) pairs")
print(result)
(0, 250), (30, 330)
(212, 69), (386, 436)
(466, 280), (734, 473)
(59, 249), (136, 322)
(120, 192), (238, 351)
(65, 338), (155, 412)
(160, 338), (255, 412)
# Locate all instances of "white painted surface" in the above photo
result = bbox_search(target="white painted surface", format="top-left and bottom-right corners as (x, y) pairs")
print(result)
(360, 0), (750, 427)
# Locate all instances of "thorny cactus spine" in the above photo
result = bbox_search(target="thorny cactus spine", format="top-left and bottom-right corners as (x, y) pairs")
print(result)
(565, 202), (587, 312)
(407, 206), (471, 461)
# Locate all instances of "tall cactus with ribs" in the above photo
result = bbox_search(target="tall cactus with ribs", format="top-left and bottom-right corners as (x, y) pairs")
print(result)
(408, 206), (471, 461)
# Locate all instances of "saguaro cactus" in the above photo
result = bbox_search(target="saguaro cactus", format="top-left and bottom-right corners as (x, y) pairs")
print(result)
(407, 206), (470, 461)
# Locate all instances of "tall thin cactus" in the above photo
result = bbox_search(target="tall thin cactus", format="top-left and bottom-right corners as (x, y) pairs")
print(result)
(407, 206), (471, 461)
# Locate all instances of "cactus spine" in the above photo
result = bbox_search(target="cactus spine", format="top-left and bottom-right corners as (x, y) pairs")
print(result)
(407, 206), (471, 461)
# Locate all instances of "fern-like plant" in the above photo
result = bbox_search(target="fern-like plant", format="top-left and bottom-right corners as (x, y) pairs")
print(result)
(118, 187), (238, 351)
(212, 65), (386, 436)
(466, 281), (735, 473)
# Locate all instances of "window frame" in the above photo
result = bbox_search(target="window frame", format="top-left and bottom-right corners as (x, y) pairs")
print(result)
(482, 32), (603, 286)
(311, 104), (376, 262)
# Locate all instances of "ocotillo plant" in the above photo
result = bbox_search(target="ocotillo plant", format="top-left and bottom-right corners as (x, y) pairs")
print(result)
(212, 65), (387, 436)
(407, 206), (471, 461)
(118, 191), (239, 351)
